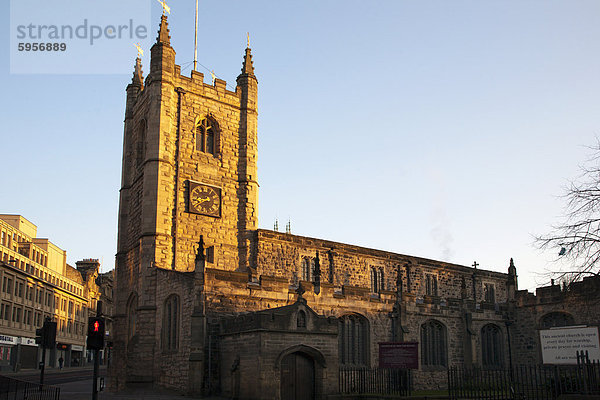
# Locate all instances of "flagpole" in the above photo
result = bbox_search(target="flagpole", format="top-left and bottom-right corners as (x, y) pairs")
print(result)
(194, 0), (198, 71)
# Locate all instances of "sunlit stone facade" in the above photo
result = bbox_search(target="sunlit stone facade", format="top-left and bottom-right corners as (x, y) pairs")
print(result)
(112, 15), (520, 398)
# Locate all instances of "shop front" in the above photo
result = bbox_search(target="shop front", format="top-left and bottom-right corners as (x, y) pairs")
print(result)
(71, 345), (83, 367)
(0, 334), (17, 371)
(19, 337), (38, 369)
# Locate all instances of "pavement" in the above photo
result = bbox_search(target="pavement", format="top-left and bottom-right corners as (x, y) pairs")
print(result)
(2, 366), (227, 400)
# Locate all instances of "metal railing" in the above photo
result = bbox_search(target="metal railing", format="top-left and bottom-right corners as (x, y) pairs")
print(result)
(448, 361), (600, 400)
(339, 366), (412, 396)
(0, 375), (60, 400)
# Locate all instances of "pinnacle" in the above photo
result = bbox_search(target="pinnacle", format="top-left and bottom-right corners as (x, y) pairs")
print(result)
(156, 14), (171, 45)
(241, 47), (255, 76)
(132, 57), (144, 87)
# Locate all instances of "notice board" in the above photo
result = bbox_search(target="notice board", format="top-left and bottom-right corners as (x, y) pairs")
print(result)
(378, 342), (418, 369)
(540, 326), (600, 364)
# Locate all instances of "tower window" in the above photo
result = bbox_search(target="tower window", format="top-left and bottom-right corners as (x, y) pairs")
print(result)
(127, 293), (138, 341)
(163, 295), (179, 351)
(195, 118), (218, 155)
(136, 121), (146, 169)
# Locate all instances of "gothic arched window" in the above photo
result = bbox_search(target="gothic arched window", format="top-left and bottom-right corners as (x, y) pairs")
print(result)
(425, 274), (438, 296)
(301, 257), (311, 281)
(163, 295), (179, 351)
(481, 324), (503, 369)
(540, 312), (574, 329)
(297, 310), (306, 328)
(195, 117), (218, 155)
(339, 314), (369, 366)
(136, 120), (146, 169)
(127, 292), (138, 341)
(371, 268), (385, 293)
(421, 319), (447, 367)
(371, 267), (378, 293)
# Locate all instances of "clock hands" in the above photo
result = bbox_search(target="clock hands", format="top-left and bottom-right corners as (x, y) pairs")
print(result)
(193, 196), (211, 204)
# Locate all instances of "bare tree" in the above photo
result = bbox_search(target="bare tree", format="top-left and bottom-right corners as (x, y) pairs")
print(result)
(536, 142), (600, 283)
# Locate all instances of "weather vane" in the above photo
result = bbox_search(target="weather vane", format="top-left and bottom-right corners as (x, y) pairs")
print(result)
(210, 70), (216, 85)
(157, 0), (170, 15)
(247, 32), (250, 48)
(134, 43), (143, 58)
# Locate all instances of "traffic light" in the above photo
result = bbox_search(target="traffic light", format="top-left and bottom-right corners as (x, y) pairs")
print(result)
(43, 321), (56, 349)
(35, 319), (57, 348)
(87, 317), (105, 350)
(35, 327), (45, 346)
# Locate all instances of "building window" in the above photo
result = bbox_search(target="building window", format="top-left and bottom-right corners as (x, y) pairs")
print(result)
(484, 283), (495, 303)
(297, 310), (306, 328)
(127, 293), (138, 340)
(425, 274), (438, 296)
(2, 304), (10, 321)
(136, 120), (146, 169)
(300, 257), (312, 281)
(339, 314), (369, 366)
(163, 295), (179, 351)
(421, 319), (447, 367)
(2, 277), (12, 294)
(540, 312), (575, 329)
(206, 246), (215, 264)
(371, 268), (384, 293)
(195, 117), (218, 155)
(481, 324), (503, 369)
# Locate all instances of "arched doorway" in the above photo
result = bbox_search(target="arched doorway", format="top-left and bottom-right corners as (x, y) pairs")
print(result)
(280, 352), (315, 400)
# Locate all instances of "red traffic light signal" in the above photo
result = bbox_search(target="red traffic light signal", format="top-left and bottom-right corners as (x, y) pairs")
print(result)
(87, 317), (105, 350)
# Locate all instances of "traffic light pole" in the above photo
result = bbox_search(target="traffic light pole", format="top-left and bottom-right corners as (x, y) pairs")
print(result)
(91, 301), (103, 400)
(39, 345), (46, 388)
(92, 348), (99, 400)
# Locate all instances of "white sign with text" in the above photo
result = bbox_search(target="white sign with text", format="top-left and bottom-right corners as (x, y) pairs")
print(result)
(540, 326), (600, 364)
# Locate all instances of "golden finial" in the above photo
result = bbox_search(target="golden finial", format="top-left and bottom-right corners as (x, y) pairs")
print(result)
(247, 32), (250, 48)
(134, 43), (144, 57)
(210, 70), (216, 84)
(157, 0), (170, 14)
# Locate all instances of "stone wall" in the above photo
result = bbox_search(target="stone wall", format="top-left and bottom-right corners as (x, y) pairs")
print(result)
(511, 276), (600, 366)
(198, 230), (512, 391)
(218, 300), (338, 400)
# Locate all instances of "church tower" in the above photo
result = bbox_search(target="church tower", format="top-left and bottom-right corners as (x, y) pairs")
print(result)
(112, 14), (258, 389)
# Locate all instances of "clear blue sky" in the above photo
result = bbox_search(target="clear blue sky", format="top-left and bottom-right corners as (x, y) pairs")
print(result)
(2, 0), (599, 291)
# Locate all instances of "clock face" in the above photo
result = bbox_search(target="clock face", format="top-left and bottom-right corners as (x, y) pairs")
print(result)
(189, 182), (221, 217)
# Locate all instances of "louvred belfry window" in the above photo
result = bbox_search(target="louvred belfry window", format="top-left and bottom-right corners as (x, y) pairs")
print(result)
(196, 118), (217, 155)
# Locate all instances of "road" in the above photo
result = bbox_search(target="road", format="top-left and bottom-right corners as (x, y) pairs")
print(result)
(10, 367), (104, 386)
(3, 367), (227, 399)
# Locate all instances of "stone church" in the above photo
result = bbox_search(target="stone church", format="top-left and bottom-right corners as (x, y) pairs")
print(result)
(111, 15), (520, 399)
